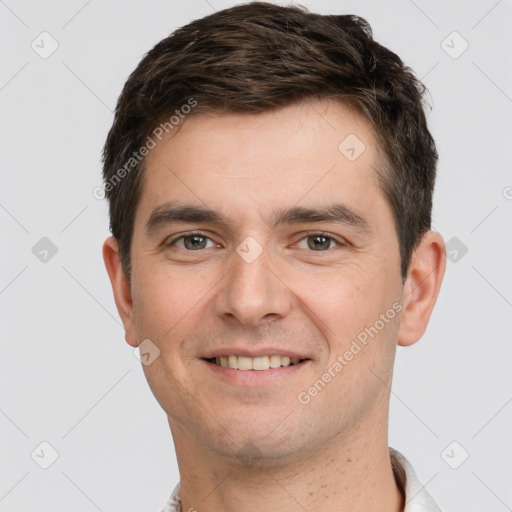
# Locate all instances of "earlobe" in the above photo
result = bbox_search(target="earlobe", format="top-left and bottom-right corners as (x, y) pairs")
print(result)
(102, 237), (138, 347)
(397, 231), (446, 347)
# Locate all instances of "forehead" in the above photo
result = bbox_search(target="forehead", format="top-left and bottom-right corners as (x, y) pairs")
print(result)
(148, 98), (378, 161)
(136, 99), (386, 230)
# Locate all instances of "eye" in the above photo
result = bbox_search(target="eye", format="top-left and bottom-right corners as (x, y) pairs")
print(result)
(295, 232), (344, 251)
(168, 232), (216, 250)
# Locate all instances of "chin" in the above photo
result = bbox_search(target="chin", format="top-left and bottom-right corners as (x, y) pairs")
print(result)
(206, 420), (307, 466)
(214, 438), (302, 468)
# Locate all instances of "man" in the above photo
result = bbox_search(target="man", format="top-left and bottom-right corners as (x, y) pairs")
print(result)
(101, 2), (446, 511)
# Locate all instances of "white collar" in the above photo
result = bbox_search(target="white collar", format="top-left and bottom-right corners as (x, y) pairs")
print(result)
(389, 448), (442, 512)
(160, 448), (441, 512)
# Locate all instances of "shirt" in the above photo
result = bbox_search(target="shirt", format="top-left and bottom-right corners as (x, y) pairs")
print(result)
(159, 447), (441, 512)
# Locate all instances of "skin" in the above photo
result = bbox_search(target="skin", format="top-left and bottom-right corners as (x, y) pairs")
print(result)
(103, 98), (446, 512)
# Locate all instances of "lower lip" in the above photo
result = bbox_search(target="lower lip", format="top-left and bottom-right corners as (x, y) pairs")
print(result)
(202, 359), (310, 386)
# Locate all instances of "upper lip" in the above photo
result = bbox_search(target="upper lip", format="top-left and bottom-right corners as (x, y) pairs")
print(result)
(202, 348), (310, 359)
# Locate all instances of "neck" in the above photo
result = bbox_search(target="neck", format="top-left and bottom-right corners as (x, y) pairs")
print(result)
(169, 416), (404, 512)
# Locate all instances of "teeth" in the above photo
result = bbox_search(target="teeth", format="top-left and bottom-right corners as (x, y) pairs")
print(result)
(269, 355), (282, 368)
(228, 355), (238, 369)
(211, 355), (304, 371)
(252, 356), (270, 371)
(237, 356), (253, 370)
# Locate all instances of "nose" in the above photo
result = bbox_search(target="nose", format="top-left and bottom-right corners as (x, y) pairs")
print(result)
(214, 241), (292, 327)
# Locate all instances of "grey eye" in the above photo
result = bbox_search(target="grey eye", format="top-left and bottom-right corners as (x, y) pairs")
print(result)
(183, 235), (208, 250)
(295, 234), (340, 251)
(170, 234), (215, 250)
(307, 235), (333, 251)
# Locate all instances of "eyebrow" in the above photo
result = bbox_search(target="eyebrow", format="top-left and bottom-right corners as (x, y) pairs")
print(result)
(144, 202), (371, 236)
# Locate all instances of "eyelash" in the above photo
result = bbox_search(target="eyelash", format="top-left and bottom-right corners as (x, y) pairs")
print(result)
(166, 231), (346, 251)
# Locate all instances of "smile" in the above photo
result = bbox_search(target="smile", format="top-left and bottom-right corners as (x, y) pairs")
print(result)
(206, 355), (308, 371)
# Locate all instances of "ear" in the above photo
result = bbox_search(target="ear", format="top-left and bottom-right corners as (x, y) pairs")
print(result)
(397, 231), (446, 347)
(102, 236), (138, 347)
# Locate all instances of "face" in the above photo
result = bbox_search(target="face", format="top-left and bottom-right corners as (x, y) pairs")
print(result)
(118, 99), (408, 463)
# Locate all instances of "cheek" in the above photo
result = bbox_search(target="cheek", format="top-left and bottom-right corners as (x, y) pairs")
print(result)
(294, 261), (401, 384)
(131, 262), (221, 353)
(293, 263), (389, 335)
(130, 265), (183, 341)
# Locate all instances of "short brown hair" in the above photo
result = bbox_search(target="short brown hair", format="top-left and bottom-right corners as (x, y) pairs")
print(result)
(102, 1), (438, 282)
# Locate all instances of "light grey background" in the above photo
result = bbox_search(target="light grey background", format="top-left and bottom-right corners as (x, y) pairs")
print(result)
(1, 0), (511, 510)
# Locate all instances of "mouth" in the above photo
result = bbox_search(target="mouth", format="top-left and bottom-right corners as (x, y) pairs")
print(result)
(204, 355), (309, 371)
